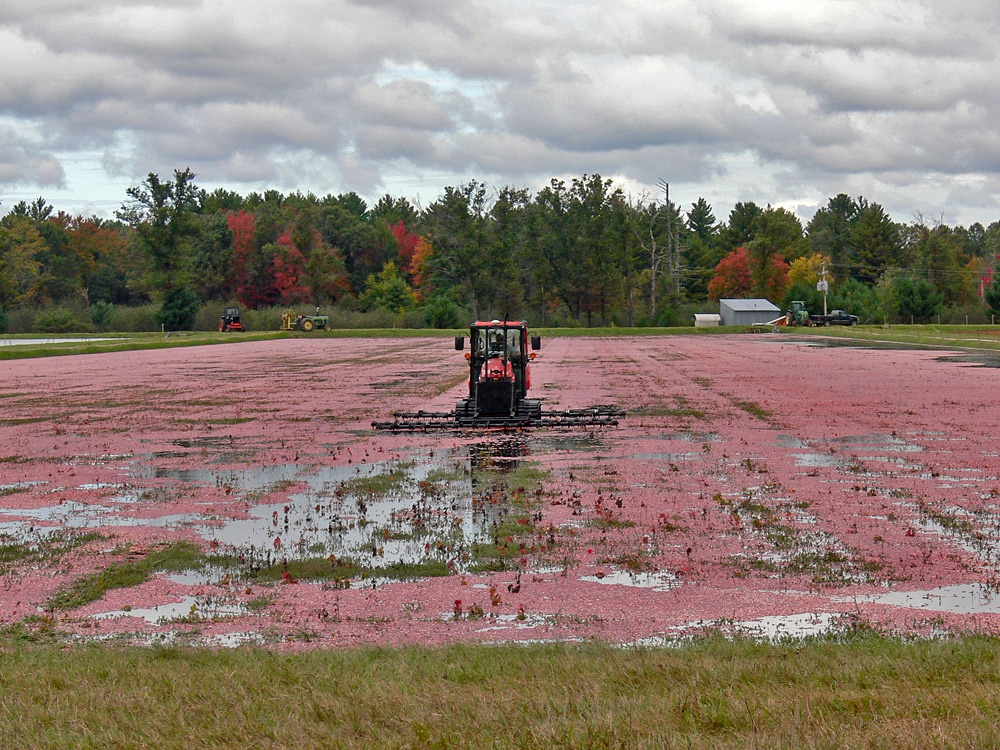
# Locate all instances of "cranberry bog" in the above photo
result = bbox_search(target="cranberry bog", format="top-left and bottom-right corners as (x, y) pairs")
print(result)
(3, 332), (1000, 648)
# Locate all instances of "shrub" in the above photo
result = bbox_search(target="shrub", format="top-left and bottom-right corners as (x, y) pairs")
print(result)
(157, 286), (200, 331)
(111, 304), (160, 332)
(893, 277), (943, 324)
(243, 306), (283, 332)
(0, 306), (7, 335)
(939, 303), (991, 325)
(91, 301), (115, 331)
(654, 307), (680, 327)
(985, 275), (1000, 319)
(34, 308), (92, 333)
(195, 304), (222, 332)
(424, 296), (460, 329)
(398, 308), (427, 329)
(358, 262), (417, 313)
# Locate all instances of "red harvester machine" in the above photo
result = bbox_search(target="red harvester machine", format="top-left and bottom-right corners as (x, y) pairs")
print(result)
(372, 319), (623, 430)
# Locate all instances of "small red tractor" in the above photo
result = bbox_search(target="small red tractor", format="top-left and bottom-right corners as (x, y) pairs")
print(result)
(218, 306), (245, 332)
(373, 320), (623, 430)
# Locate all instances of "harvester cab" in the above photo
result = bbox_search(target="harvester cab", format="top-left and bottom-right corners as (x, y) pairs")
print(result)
(455, 320), (540, 423)
(219, 306), (245, 332)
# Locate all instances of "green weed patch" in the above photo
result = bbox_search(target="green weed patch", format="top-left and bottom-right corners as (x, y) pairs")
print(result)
(47, 541), (207, 611)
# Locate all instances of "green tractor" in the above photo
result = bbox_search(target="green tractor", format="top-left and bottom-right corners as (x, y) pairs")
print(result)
(281, 310), (331, 332)
(785, 300), (812, 327)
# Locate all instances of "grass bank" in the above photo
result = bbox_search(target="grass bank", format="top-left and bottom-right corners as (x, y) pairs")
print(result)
(6, 323), (1000, 362)
(0, 325), (759, 361)
(792, 323), (1000, 352)
(0, 632), (998, 748)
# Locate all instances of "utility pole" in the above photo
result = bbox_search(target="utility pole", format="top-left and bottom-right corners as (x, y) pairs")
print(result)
(818, 262), (829, 315)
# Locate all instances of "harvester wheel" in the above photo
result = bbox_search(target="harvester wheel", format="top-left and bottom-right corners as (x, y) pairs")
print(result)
(324, 325), (331, 331)
(301, 319), (315, 332)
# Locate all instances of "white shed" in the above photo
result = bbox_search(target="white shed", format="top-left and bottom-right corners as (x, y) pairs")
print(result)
(719, 299), (780, 326)
(693, 314), (721, 327)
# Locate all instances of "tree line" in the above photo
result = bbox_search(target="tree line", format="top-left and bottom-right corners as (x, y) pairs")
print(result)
(2, 168), (1000, 332)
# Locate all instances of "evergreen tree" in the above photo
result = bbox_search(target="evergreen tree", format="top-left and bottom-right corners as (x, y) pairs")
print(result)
(850, 201), (901, 284)
(717, 202), (762, 255)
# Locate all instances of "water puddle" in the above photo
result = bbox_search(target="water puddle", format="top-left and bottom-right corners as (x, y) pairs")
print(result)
(935, 354), (1000, 369)
(791, 453), (840, 468)
(92, 595), (246, 623)
(0, 337), (117, 347)
(632, 612), (840, 644)
(656, 432), (721, 443)
(0, 500), (192, 534)
(0, 441), (537, 576)
(579, 570), (679, 590)
(531, 435), (606, 452)
(729, 612), (839, 638)
(822, 434), (924, 454)
(472, 612), (552, 631)
(134, 462), (308, 490)
(632, 452), (704, 463)
(848, 583), (1000, 614)
(774, 435), (810, 449)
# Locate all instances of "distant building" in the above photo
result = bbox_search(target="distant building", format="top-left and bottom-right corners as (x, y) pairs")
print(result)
(693, 314), (721, 327)
(719, 299), (780, 327)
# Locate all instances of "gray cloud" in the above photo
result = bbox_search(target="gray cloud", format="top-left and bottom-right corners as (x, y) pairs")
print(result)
(1, 0), (999, 224)
(0, 128), (65, 187)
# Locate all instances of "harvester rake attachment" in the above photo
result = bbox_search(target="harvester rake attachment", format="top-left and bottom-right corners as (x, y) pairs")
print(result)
(372, 410), (463, 431)
(371, 320), (625, 432)
(372, 405), (625, 431)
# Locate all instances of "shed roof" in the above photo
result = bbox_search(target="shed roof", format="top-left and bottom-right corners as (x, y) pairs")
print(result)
(719, 298), (780, 312)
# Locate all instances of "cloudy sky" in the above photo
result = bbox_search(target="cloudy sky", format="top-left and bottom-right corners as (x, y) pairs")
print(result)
(1, 0), (999, 227)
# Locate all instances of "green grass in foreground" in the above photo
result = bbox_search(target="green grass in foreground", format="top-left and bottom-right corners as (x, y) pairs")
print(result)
(0, 633), (998, 748)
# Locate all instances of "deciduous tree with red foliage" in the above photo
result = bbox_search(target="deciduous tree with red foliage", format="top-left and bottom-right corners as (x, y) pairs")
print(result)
(271, 231), (309, 305)
(229, 211), (262, 307)
(708, 245), (789, 301)
(708, 247), (752, 300)
(389, 221), (421, 277)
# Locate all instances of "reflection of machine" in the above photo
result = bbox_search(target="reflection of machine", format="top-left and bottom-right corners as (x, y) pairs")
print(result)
(219, 306), (245, 332)
(373, 320), (624, 430)
(281, 310), (331, 332)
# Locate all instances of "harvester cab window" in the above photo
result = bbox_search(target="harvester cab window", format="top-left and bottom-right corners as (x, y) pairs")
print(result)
(505, 331), (521, 358)
(490, 332), (505, 355)
(473, 329), (488, 358)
